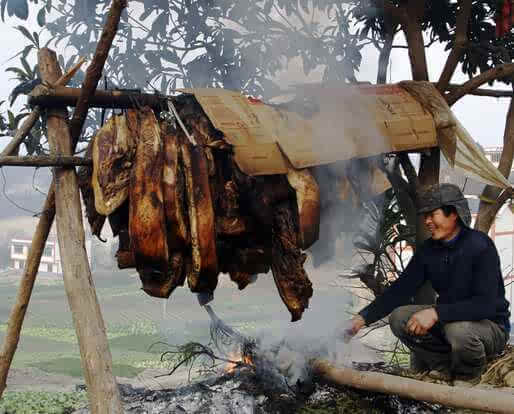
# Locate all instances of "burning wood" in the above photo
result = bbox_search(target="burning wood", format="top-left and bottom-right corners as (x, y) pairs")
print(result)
(78, 93), (389, 321)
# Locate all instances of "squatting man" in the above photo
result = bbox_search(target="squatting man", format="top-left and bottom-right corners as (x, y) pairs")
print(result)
(346, 184), (511, 386)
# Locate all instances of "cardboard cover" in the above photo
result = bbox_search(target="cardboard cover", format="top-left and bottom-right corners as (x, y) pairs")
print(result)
(181, 84), (437, 176)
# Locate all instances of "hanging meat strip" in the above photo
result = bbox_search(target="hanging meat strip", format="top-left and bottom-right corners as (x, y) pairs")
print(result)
(128, 107), (169, 297)
(271, 202), (313, 322)
(181, 139), (219, 293)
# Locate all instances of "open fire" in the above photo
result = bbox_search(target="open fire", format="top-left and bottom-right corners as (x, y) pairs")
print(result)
(224, 350), (255, 373)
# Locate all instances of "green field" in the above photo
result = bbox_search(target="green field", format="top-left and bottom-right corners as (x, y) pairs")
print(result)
(0, 267), (323, 381)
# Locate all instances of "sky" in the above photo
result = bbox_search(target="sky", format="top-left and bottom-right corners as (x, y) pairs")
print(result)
(0, 10), (510, 221)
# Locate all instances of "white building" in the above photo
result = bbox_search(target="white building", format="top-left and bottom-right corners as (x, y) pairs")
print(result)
(9, 238), (92, 274)
(483, 146), (505, 169)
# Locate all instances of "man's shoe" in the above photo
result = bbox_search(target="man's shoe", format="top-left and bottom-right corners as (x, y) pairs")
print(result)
(427, 369), (452, 382)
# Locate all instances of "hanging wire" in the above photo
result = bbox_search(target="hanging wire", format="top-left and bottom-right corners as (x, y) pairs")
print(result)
(32, 167), (48, 197)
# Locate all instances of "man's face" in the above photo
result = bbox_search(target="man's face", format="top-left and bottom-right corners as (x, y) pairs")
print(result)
(423, 208), (459, 241)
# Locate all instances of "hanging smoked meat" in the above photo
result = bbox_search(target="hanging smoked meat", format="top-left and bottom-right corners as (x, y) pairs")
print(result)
(128, 107), (169, 298)
(180, 138), (219, 293)
(286, 167), (320, 249)
(271, 202), (313, 322)
(161, 121), (190, 250)
(92, 112), (137, 216)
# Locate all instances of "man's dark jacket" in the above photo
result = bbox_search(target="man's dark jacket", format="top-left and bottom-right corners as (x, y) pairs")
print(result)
(359, 226), (511, 333)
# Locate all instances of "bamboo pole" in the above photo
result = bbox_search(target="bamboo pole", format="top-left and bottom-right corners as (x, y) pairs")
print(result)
(312, 360), (514, 414)
(0, 0), (126, 401)
(0, 57), (86, 157)
(0, 155), (91, 167)
(40, 48), (123, 414)
(29, 85), (167, 110)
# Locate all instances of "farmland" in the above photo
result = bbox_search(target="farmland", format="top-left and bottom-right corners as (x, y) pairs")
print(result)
(0, 264), (353, 385)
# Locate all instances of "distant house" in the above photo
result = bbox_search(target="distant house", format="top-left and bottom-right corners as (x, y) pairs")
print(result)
(9, 238), (92, 274)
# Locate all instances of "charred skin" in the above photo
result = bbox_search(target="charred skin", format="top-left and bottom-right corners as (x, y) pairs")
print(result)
(78, 138), (105, 239)
(271, 203), (313, 322)
(92, 112), (137, 216)
(108, 201), (136, 269)
(229, 272), (254, 291)
(128, 107), (169, 294)
(161, 122), (190, 250)
(181, 140), (219, 293)
(286, 168), (320, 249)
(142, 251), (186, 298)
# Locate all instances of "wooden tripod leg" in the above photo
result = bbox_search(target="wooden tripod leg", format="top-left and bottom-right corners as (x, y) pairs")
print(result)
(0, 187), (56, 397)
(40, 48), (123, 414)
(0, 56), (87, 399)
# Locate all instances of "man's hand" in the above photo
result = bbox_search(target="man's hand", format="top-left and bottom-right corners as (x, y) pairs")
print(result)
(340, 315), (366, 342)
(406, 308), (438, 336)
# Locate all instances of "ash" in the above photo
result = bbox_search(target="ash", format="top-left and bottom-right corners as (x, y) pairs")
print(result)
(72, 368), (298, 414)
(72, 366), (455, 414)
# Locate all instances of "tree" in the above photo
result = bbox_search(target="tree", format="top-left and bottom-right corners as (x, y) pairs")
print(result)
(3, 0), (514, 297)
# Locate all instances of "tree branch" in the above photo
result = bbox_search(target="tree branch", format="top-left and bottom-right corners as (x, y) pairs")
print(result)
(446, 63), (514, 106)
(444, 84), (513, 98)
(436, 0), (472, 92)
(398, 152), (419, 192)
(475, 95), (514, 233)
(69, 0), (128, 144)
(403, 0), (429, 81)
(377, 17), (397, 84)
(373, 0), (408, 26)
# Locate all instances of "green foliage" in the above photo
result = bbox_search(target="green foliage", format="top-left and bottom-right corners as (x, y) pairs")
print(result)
(0, 0), (510, 158)
(0, 390), (88, 414)
(353, 189), (415, 296)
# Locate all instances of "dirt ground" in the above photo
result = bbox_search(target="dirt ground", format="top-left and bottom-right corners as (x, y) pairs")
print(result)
(4, 365), (194, 393)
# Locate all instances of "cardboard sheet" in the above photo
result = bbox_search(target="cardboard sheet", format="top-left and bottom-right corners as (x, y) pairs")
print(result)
(181, 84), (437, 176)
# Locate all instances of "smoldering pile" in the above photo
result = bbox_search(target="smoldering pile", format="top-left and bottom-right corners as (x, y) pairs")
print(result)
(70, 361), (453, 414)
(78, 92), (386, 322)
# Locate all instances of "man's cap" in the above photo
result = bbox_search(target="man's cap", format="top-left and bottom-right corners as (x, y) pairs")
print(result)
(417, 183), (471, 226)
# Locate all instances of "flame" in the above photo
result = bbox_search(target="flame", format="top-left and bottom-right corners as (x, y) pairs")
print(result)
(224, 350), (254, 373)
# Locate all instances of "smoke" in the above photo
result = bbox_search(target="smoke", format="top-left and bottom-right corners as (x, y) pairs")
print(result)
(211, 4), (390, 386)
(154, 2), (391, 386)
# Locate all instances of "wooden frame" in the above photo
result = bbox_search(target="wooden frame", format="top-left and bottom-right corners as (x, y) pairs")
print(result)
(0, 1), (127, 413)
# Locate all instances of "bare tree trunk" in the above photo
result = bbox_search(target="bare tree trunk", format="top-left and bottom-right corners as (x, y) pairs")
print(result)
(403, 1), (429, 82)
(475, 96), (514, 233)
(415, 149), (440, 304)
(377, 17), (396, 85)
(398, 1), (437, 305)
(436, 0), (472, 93)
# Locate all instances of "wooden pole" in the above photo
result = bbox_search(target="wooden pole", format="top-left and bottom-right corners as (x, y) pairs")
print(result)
(0, 57), (86, 157)
(312, 360), (514, 414)
(40, 48), (123, 414)
(0, 0), (126, 402)
(0, 60), (87, 397)
(0, 187), (56, 397)
(0, 155), (91, 167)
(29, 85), (167, 110)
